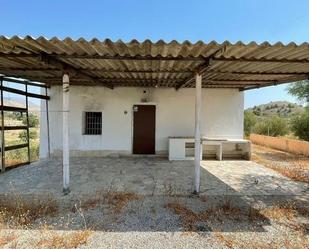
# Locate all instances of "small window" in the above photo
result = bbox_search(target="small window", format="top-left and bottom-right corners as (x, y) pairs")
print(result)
(84, 112), (102, 135)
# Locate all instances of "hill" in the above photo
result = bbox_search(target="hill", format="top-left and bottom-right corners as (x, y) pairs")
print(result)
(246, 101), (304, 117)
(3, 97), (40, 112)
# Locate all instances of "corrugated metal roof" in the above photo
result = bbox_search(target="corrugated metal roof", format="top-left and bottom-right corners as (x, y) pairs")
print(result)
(0, 36), (309, 89)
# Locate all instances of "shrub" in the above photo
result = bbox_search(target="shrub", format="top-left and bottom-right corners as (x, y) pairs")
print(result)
(5, 141), (39, 165)
(244, 111), (257, 136)
(287, 103), (294, 108)
(18, 130), (38, 142)
(291, 112), (309, 141)
(253, 116), (288, 137)
(22, 113), (39, 128)
(6, 112), (23, 120)
(252, 107), (261, 116)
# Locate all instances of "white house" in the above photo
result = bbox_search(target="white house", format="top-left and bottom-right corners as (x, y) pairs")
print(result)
(1, 36), (308, 194)
(39, 86), (245, 158)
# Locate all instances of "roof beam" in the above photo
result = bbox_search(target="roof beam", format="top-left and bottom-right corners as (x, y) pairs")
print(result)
(206, 70), (309, 76)
(39, 53), (114, 89)
(175, 60), (211, 90)
(204, 84), (258, 89)
(2, 66), (309, 77)
(175, 46), (231, 90)
(0, 67), (194, 74)
(212, 57), (309, 64)
(2, 53), (309, 64)
(240, 74), (309, 91)
(204, 80), (272, 84)
(176, 77), (271, 90)
(0, 53), (205, 61)
(0, 75), (282, 85)
(2, 67), (309, 76)
(1, 76), (263, 83)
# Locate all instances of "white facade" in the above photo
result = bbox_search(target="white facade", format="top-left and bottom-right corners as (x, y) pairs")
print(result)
(40, 86), (244, 158)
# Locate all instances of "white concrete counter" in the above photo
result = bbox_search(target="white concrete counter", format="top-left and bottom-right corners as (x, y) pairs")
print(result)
(168, 137), (251, 161)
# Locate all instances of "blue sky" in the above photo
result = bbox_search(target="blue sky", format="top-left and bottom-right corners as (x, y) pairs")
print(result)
(1, 0), (309, 108)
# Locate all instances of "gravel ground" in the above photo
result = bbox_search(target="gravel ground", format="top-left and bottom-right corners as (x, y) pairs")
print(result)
(1, 146), (309, 248)
(0, 194), (308, 249)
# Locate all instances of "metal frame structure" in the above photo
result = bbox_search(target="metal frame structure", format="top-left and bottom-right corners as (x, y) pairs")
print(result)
(1, 37), (309, 90)
(1, 36), (309, 193)
(0, 76), (49, 172)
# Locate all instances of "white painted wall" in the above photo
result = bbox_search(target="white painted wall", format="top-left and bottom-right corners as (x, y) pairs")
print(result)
(40, 86), (244, 158)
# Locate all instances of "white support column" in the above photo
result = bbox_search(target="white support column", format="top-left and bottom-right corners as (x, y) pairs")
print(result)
(62, 74), (70, 194)
(194, 73), (202, 194)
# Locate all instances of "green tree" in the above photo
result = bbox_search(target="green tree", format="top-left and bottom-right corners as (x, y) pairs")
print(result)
(244, 111), (257, 136)
(19, 129), (38, 142)
(253, 116), (288, 137)
(287, 103), (294, 108)
(287, 80), (309, 104)
(291, 110), (309, 141)
(22, 113), (39, 128)
(253, 107), (261, 116)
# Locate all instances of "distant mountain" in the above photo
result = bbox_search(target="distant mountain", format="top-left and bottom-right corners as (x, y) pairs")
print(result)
(3, 97), (40, 112)
(246, 101), (304, 117)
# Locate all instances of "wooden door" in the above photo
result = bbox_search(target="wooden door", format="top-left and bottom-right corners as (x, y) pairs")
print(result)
(133, 105), (155, 154)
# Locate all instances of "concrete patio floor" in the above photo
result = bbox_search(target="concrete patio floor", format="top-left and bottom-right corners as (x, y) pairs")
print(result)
(0, 157), (308, 200)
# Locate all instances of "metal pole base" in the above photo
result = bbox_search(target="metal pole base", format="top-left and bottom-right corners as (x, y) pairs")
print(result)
(63, 187), (70, 195)
(192, 190), (199, 196)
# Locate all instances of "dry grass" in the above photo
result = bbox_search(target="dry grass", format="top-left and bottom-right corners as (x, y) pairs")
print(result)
(252, 144), (309, 183)
(250, 202), (308, 222)
(0, 235), (17, 247)
(105, 191), (142, 213)
(247, 235), (309, 249)
(200, 199), (243, 223)
(37, 230), (92, 249)
(167, 199), (308, 233)
(214, 231), (309, 249)
(72, 191), (142, 214)
(166, 203), (201, 231)
(260, 204), (296, 221)
(297, 206), (309, 217)
(166, 200), (243, 231)
(0, 194), (58, 228)
(80, 198), (101, 210)
(214, 231), (234, 249)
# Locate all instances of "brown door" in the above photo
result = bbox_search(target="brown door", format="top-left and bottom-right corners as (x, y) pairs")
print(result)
(133, 105), (156, 154)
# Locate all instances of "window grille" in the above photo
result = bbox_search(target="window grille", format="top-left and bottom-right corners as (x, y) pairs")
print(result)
(84, 112), (102, 135)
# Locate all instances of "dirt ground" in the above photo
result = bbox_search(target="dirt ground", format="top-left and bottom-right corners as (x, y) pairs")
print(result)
(252, 144), (309, 184)
(0, 145), (308, 249)
(0, 192), (308, 249)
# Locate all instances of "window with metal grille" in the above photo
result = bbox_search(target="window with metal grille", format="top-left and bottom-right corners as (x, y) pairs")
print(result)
(84, 112), (102, 135)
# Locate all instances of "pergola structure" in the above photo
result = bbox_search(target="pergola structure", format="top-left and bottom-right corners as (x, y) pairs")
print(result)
(1, 36), (309, 193)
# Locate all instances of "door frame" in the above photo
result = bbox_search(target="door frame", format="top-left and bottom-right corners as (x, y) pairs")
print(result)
(131, 102), (157, 154)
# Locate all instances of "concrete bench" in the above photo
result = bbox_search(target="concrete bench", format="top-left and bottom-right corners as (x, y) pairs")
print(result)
(202, 139), (223, 161)
(221, 139), (251, 160)
(168, 137), (251, 161)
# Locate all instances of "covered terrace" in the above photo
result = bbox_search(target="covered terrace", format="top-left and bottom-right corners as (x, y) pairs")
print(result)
(1, 36), (309, 194)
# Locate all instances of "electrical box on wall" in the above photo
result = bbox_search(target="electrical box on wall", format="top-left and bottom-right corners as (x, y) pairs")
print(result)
(140, 89), (153, 102)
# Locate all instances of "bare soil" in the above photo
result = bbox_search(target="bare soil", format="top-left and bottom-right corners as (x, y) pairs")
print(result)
(252, 144), (309, 183)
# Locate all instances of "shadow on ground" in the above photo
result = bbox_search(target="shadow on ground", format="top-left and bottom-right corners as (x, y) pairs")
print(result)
(0, 157), (308, 233)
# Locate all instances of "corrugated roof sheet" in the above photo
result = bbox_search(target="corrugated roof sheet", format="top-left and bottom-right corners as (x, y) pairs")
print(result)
(0, 36), (309, 89)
